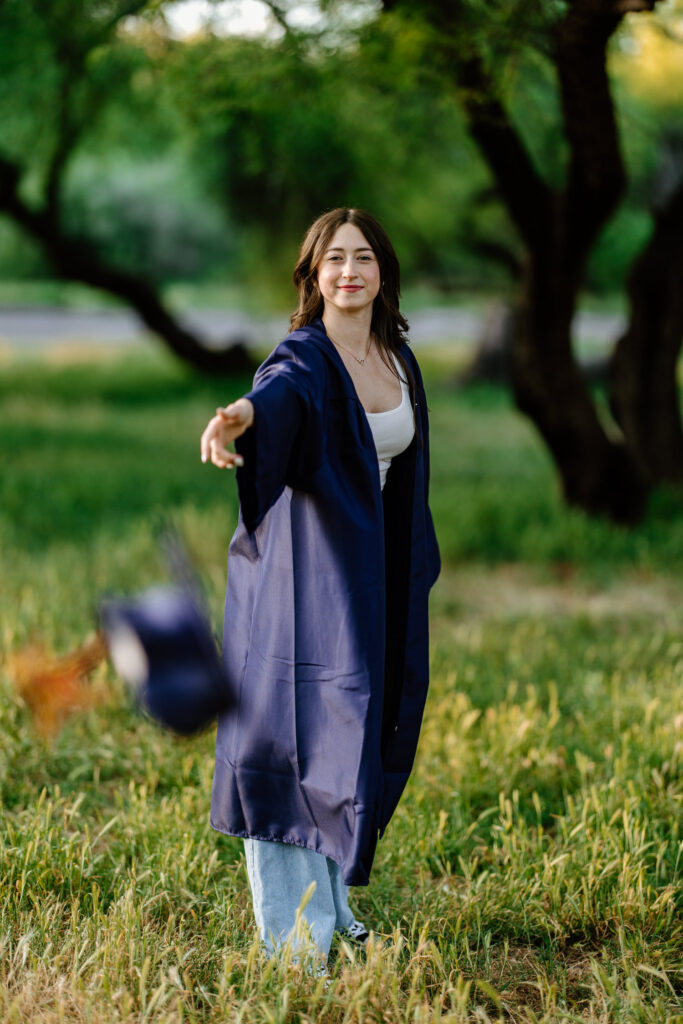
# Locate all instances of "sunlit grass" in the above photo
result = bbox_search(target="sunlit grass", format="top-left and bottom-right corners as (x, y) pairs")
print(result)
(0, 348), (681, 1022)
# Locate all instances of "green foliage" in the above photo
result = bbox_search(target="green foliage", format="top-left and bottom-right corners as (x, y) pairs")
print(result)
(165, 19), (498, 292)
(0, 0), (517, 295)
(0, 220), (49, 279)
(505, 48), (568, 192)
(63, 155), (237, 283)
(0, 1), (151, 172)
(0, 348), (681, 1020)
(586, 206), (653, 295)
(170, 36), (360, 228)
(0, 0), (679, 299)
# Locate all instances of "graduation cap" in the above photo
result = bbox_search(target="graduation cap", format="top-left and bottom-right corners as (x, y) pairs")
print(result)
(98, 526), (233, 736)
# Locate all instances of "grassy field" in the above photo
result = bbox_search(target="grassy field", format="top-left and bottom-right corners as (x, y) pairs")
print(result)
(0, 346), (681, 1023)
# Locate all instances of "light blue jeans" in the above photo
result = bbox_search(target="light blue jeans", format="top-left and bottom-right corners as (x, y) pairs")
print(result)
(244, 838), (356, 961)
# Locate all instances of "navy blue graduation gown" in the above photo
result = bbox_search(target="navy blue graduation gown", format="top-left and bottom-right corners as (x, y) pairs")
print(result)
(210, 318), (440, 885)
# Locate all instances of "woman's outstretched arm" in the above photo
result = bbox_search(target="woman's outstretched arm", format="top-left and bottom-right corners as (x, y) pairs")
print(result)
(199, 339), (323, 533)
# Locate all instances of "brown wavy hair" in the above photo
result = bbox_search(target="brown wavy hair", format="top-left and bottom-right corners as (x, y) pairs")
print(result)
(290, 208), (420, 439)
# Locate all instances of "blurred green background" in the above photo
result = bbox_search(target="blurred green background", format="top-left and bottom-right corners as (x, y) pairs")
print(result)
(1, 2), (682, 1021)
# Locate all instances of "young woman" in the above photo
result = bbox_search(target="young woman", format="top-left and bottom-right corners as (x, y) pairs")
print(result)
(200, 208), (440, 967)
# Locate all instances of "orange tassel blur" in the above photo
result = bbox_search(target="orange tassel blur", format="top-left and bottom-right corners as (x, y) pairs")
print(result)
(6, 633), (109, 736)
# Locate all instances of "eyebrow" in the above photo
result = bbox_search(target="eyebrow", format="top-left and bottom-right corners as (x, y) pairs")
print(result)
(325, 246), (374, 253)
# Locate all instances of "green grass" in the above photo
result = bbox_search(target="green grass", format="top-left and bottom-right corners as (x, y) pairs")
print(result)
(0, 347), (681, 1022)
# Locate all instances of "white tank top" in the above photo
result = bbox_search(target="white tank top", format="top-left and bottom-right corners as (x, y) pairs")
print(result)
(365, 352), (415, 489)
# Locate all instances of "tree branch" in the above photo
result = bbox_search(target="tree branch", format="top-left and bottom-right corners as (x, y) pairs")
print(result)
(379, 1), (553, 249)
(456, 52), (553, 252)
(45, 80), (83, 221)
(259, 0), (291, 35)
(0, 154), (251, 374)
(555, 0), (660, 259)
(43, 0), (151, 220)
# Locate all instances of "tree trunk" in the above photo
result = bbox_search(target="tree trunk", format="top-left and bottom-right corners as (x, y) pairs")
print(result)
(0, 158), (253, 376)
(439, 0), (652, 522)
(456, 300), (613, 387)
(610, 180), (683, 482)
(512, 245), (647, 523)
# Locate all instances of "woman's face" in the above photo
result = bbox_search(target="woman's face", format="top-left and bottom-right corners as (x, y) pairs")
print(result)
(317, 222), (381, 317)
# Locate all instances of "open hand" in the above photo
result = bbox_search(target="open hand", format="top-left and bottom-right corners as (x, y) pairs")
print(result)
(200, 398), (254, 469)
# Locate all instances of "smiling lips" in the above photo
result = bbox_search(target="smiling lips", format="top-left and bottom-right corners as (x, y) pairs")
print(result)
(339, 285), (363, 291)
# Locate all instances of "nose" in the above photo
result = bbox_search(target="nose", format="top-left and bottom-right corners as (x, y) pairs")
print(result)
(341, 257), (358, 278)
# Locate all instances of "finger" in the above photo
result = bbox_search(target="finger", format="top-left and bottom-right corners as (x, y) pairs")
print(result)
(210, 438), (244, 469)
(217, 404), (242, 421)
(211, 453), (244, 469)
(200, 414), (228, 462)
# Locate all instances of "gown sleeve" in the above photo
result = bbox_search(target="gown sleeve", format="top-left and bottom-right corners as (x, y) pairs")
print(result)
(233, 340), (322, 534)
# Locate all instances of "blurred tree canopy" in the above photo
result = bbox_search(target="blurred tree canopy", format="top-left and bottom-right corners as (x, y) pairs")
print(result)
(0, 0), (682, 518)
(3, 0), (676, 298)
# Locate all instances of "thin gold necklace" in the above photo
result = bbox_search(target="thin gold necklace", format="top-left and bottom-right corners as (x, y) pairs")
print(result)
(328, 332), (373, 366)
